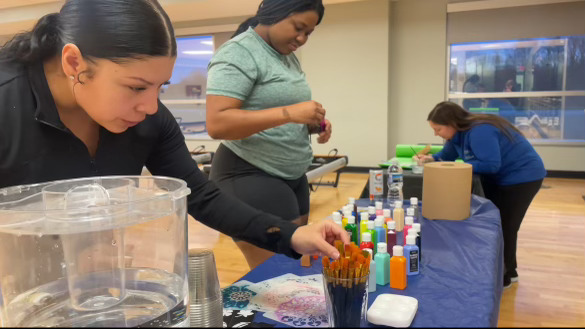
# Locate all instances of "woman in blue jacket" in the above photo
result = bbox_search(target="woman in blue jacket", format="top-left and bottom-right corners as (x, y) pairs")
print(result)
(416, 101), (546, 288)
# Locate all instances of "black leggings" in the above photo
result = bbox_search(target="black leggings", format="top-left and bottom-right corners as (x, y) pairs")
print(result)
(480, 177), (543, 276)
(209, 144), (310, 237)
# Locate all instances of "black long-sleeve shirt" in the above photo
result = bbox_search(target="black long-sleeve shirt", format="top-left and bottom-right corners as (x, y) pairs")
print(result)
(0, 60), (301, 259)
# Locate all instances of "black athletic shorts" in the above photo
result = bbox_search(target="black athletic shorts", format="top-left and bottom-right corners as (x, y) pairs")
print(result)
(209, 144), (310, 231)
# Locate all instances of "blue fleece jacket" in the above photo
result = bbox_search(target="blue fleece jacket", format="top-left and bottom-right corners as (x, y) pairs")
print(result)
(432, 124), (546, 185)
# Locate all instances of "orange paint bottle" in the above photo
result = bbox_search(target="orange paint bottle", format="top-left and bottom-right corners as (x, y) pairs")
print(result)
(390, 245), (407, 290)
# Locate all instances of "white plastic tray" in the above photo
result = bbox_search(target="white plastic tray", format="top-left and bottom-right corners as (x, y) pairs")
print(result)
(367, 294), (418, 328)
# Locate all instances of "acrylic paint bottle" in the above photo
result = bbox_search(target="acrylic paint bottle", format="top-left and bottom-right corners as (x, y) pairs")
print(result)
(359, 212), (369, 244)
(374, 216), (386, 245)
(366, 220), (377, 256)
(406, 205), (415, 222)
(368, 206), (376, 221)
(403, 216), (414, 244)
(364, 248), (376, 293)
(404, 235), (420, 276)
(375, 201), (384, 216)
(374, 242), (390, 286)
(390, 245), (407, 290)
(386, 221), (397, 256)
(332, 212), (342, 227)
(341, 209), (351, 230)
(406, 231), (419, 263)
(344, 215), (357, 245)
(412, 223), (422, 261)
(348, 197), (357, 217)
(347, 204), (354, 214)
(357, 206), (367, 222)
(360, 232), (374, 251)
(393, 201), (404, 245)
(409, 197), (419, 221)
(383, 208), (391, 230)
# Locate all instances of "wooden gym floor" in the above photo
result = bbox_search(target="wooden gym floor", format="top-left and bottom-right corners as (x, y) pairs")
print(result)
(188, 173), (585, 327)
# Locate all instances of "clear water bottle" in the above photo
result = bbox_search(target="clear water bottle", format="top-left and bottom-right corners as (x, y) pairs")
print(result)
(387, 160), (403, 203)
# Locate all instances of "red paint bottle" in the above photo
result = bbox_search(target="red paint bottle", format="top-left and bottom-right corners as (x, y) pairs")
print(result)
(360, 232), (374, 251)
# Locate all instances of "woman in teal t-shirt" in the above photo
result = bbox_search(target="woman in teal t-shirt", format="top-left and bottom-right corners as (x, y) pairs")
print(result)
(206, 0), (332, 269)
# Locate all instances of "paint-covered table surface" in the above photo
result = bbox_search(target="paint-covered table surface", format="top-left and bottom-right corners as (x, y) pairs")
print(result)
(224, 195), (503, 327)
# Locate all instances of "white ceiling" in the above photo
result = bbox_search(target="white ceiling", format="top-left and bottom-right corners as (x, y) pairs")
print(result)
(0, 0), (58, 10)
(0, 0), (368, 38)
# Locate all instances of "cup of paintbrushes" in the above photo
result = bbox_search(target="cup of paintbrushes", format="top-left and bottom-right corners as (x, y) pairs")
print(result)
(322, 246), (369, 327)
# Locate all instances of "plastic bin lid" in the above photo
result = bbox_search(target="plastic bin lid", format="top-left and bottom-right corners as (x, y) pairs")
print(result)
(0, 176), (190, 235)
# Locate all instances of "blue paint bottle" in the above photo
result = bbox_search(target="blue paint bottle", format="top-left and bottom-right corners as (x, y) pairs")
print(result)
(412, 223), (421, 261)
(374, 216), (386, 245)
(404, 235), (420, 276)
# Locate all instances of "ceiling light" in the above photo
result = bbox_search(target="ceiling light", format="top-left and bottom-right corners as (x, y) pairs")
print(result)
(201, 41), (214, 46)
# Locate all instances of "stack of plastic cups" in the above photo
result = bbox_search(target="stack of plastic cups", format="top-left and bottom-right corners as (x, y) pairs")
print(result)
(188, 249), (223, 327)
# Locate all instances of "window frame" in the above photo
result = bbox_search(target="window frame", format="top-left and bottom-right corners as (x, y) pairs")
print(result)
(446, 36), (585, 146)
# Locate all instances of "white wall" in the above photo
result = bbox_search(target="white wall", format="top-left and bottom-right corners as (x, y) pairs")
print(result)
(300, 0), (391, 167)
(387, 0), (448, 156)
(0, 0), (369, 39)
(533, 145), (585, 171)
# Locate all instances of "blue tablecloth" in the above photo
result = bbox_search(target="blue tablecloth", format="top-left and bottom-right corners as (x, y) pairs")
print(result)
(237, 195), (504, 327)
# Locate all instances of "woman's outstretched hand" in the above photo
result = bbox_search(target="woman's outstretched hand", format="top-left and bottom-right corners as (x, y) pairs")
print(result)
(290, 220), (349, 260)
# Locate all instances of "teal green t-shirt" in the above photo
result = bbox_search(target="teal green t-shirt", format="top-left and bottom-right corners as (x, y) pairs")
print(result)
(207, 27), (313, 180)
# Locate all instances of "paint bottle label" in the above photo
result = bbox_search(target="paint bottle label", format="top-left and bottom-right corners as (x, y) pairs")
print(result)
(409, 250), (419, 273)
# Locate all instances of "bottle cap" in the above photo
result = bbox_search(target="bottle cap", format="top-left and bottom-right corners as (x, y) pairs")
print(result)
(347, 215), (355, 225)
(407, 207), (415, 216)
(383, 208), (391, 217)
(375, 216), (385, 227)
(367, 220), (375, 230)
(368, 206), (376, 214)
(393, 245), (403, 257)
(412, 223), (421, 232)
(386, 220), (396, 230)
(348, 197), (356, 204)
(405, 216), (414, 226)
(343, 210), (352, 218)
(410, 197), (418, 205)
(362, 232), (371, 243)
(360, 212), (369, 222)
(375, 201), (383, 210)
(395, 201), (403, 208)
(406, 235), (416, 245)
(332, 212), (341, 222)
(377, 242), (387, 254)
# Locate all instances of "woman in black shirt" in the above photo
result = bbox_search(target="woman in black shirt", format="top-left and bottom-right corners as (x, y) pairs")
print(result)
(0, 0), (347, 260)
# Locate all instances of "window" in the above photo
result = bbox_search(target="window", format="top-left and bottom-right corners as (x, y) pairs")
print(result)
(447, 35), (585, 143)
(160, 35), (214, 139)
